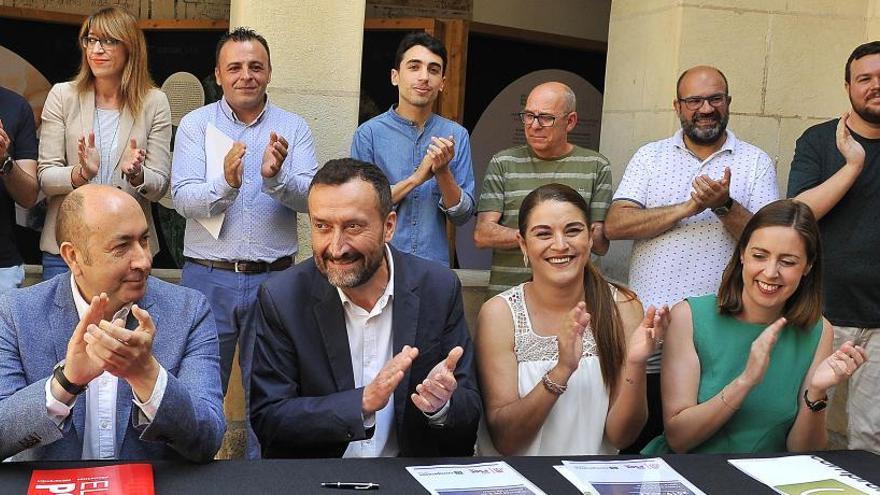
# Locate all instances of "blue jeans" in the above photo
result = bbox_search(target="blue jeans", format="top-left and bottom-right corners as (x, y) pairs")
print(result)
(41, 252), (69, 281)
(0, 264), (25, 292)
(181, 261), (272, 459)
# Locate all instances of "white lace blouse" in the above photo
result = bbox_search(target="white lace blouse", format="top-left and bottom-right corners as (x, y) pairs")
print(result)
(476, 283), (617, 455)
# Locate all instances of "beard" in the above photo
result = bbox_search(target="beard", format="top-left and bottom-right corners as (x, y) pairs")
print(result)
(316, 250), (384, 289)
(680, 109), (729, 145)
(850, 93), (880, 124)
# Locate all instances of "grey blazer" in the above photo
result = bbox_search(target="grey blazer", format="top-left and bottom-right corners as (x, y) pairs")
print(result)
(0, 275), (226, 462)
(37, 81), (171, 254)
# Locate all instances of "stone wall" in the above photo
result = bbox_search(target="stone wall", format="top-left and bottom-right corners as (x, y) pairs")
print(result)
(600, 0), (876, 446)
(599, 0), (878, 283)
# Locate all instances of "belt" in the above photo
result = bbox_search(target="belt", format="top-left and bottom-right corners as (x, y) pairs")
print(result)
(186, 256), (293, 273)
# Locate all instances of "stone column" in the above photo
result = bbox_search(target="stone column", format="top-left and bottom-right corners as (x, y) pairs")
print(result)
(229, 0), (366, 261)
(219, 0), (366, 458)
(600, 0), (871, 282)
(600, 0), (875, 446)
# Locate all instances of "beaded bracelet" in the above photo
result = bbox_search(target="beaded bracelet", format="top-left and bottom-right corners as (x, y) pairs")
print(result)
(541, 371), (567, 396)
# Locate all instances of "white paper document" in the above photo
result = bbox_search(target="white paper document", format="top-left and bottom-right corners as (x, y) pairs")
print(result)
(729, 455), (880, 495)
(555, 458), (706, 495)
(407, 461), (547, 495)
(201, 123), (233, 239)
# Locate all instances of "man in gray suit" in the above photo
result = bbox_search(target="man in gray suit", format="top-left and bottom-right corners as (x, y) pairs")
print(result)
(0, 184), (225, 461)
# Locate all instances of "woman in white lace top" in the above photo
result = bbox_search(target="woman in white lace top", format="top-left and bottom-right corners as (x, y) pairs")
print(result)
(476, 183), (670, 455)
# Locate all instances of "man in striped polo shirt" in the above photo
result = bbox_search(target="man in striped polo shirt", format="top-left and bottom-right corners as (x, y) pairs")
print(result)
(474, 82), (612, 295)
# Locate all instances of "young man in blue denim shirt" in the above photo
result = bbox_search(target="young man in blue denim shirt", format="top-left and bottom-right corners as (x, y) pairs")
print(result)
(351, 32), (475, 266)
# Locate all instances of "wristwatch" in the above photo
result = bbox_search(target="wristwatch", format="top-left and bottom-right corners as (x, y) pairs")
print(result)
(711, 197), (734, 217)
(52, 363), (88, 396)
(0, 155), (14, 176)
(803, 389), (828, 412)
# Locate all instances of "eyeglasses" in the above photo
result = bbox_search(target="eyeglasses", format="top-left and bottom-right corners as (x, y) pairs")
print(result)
(677, 93), (729, 111)
(81, 36), (122, 51)
(518, 111), (571, 128)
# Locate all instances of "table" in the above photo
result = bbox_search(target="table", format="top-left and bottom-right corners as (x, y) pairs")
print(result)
(3, 450), (877, 494)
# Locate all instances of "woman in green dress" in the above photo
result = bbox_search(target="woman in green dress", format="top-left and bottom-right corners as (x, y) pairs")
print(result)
(643, 199), (867, 454)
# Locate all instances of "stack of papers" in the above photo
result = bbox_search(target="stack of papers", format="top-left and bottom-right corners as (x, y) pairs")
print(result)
(407, 461), (546, 495)
(729, 455), (880, 494)
(555, 458), (705, 495)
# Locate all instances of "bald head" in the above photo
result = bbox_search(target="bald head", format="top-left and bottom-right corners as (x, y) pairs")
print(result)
(676, 66), (729, 98)
(56, 184), (145, 252)
(528, 82), (576, 114)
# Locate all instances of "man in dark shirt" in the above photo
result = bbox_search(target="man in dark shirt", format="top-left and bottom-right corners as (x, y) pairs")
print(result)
(0, 87), (39, 290)
(787, 41), (880, 454)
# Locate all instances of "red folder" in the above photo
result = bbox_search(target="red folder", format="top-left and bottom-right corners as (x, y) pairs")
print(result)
(27, 463), (154, 495)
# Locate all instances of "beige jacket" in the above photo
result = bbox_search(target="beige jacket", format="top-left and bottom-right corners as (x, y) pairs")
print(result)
(37, 81), (171, 254)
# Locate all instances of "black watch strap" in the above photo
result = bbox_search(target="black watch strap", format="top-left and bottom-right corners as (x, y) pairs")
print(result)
(53, 364), (87, 396)
(803, 389), (828, 412)
(711, 196), (734, 216)
(0, 155), (14, 176)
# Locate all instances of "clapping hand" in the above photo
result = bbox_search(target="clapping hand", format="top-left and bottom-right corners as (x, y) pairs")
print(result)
(83, 304), (160, 401)
(0, 119), (10, 160)
(363, 345), (419, 415)
(426, 136), (455, 174)
(63, 293), (109, 387)
(261, 132), (289, 178)
(223, 142), (246, 188)
(556, 302), (591, 375)
(626, 304), (670, 364)
(691, 167), (731, 210)
(411, 346), (463, 414)
(836, 111), (866, 170)
(77, 133), (100, 180)
(809, 340), (867, 392)
(120, 138), (147, 185)
(739, 317), (787, 387)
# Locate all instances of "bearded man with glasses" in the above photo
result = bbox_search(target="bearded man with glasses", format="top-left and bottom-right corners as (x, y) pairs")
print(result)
(474, 82), (613, 296)
(604, 65), (779, 453)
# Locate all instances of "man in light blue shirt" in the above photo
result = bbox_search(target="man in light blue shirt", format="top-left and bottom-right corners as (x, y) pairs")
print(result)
(171, 27), (317, 458)
(351, 32), (475, 266)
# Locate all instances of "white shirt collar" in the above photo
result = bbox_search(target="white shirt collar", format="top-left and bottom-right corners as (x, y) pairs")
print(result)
(337, 244), (395, 314)
(673, 128), (738, 155)
(69, 274), (132, 323)
(219, 94), (270, 127)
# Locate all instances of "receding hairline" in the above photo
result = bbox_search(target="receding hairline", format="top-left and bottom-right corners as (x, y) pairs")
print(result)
(676, 66), (729, 97)
(527, 82), (577, 113)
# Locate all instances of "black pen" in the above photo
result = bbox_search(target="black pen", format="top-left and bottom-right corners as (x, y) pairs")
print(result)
(321, 482), (380, 490)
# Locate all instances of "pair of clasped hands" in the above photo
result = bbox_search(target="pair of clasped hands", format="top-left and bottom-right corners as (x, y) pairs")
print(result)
(410, 136), (456, 185)
(687, 166), (732, 215)
(61, 293), (160, 402)
(361, 345), (464, 417)
(740, 317), (867, 394)
(556, 303), (671, 377)
(222, 132), (289, 188)
(78, 133), (147, 184)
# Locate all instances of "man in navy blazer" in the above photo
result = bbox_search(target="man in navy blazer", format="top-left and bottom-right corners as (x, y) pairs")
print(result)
(0, 184), (225, 461)
(250, 158), (481, 458)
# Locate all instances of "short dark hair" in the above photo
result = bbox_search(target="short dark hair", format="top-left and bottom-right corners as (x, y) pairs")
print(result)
(215, 27), (271, 67)
(393, 32), (447, 75)
(676, 66), (729, 98)
(845, 41), (880, 82)
(310, 159), (393, 218)
(717, 199), (823, 330)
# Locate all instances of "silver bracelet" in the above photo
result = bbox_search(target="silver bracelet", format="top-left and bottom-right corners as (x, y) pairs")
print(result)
(541, 371), (567, 396)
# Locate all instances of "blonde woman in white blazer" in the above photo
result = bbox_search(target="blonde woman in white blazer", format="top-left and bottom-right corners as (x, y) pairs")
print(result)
(38, 6), (170, 280)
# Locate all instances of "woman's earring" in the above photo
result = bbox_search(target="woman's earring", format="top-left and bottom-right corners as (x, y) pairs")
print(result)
(523, 254), (529, 268)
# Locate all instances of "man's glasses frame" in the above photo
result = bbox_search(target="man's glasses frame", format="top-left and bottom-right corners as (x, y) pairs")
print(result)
(677, 93), (730, 111)
(517, 111), (573, 128)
